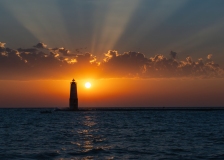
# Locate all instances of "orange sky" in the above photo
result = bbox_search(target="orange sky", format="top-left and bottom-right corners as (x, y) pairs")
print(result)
(1, 78), (224, 108)
(1, 43), (223, 108)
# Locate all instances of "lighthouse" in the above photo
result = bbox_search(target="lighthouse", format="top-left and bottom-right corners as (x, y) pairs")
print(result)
(69, 79), (78, 110)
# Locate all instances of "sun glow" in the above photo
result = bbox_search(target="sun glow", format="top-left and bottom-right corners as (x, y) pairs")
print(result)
(85, 82), (91, 89)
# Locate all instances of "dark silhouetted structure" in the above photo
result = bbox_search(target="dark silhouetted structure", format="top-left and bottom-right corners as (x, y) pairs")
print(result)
(69, 79), (78, 110)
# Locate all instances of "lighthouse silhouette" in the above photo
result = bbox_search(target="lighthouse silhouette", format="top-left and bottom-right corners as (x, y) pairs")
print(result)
(69, 79), (78, 110)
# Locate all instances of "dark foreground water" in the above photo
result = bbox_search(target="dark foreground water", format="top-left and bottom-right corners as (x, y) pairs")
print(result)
(1, 109), (224, 160)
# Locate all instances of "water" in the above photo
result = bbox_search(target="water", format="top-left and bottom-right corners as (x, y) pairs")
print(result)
(1, 109), (224, 160)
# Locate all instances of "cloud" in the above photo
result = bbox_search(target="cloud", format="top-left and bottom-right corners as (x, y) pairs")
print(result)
(0, 42), (6, 48)
(33, 42), (47, 48)
(207, 54), (212, 60)
(101, 50), (149, 77)
(0, 42), (223, 80)
(169, 51), (177, 59)
(50, 47), (76, 57)
(76, 53), (97, 64)
(17, 48), (37, 53)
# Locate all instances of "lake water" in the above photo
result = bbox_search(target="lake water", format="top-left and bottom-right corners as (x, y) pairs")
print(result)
(1, 108), (224, 159)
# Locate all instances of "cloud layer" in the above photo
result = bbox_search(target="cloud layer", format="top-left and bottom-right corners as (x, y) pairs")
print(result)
(0, 42), (223, 80)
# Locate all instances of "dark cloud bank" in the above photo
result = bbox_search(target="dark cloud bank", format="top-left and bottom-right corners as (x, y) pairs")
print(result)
(0, 42), (223, 80)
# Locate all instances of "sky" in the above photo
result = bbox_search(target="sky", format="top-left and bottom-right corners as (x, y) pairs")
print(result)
(0, 0), (224, 108)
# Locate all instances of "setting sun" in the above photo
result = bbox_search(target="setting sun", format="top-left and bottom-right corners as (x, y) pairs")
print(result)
(85, 82), (91, 88)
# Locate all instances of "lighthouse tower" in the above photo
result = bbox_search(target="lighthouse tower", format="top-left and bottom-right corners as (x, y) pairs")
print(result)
(69, 79), (78, 110)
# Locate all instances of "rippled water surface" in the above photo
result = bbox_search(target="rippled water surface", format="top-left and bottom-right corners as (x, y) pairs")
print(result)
(1, 109), (224, 159)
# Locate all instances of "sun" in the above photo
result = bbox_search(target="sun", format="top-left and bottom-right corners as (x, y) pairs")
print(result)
(85, 82), (91, 88)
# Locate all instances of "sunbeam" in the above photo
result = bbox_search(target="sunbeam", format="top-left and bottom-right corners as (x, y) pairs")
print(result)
(2, 0), (71, 48)
(117, 0), (188, 53)
(1, 0), (224, 64)
(170, 20), (224, 53)
(91, 0), (141, 59)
